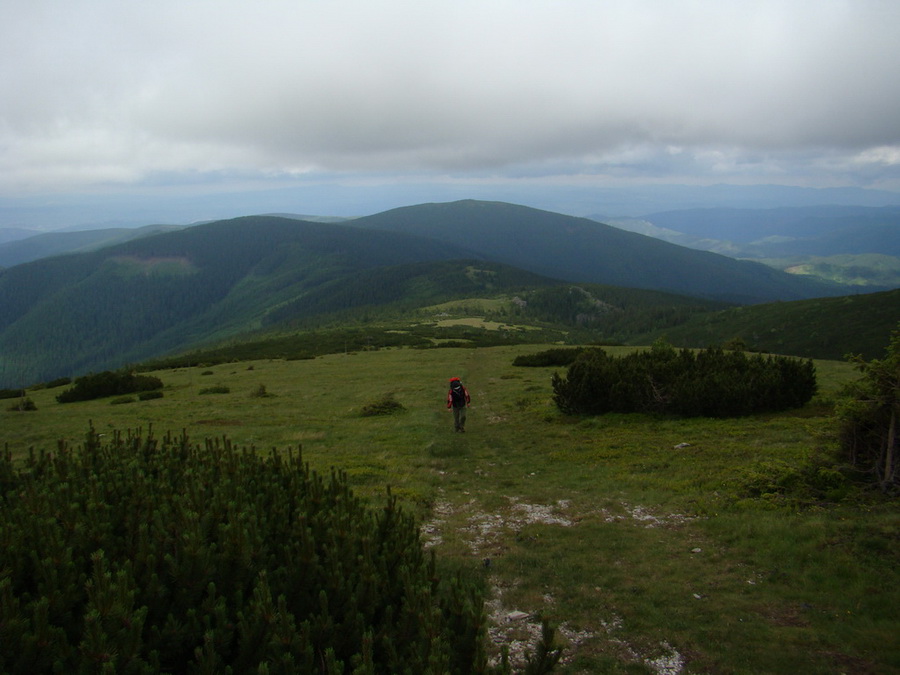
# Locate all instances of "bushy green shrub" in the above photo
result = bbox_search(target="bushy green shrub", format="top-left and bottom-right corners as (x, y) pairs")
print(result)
(835, 324), (899, 488)
(250, 384), (272, 398)
(56, 371), (163, 403)
(360, 393), (405, 417)
(0, 428), (495, 673)
(513, 347), (590, 368)
(6, 397), (36, 412)
(552, 340), (817, 418)
(138, 390), (164, 401)
(199, 385), (230, 395)
(733, 458), (849, 506)
(0, 388), (26, 400)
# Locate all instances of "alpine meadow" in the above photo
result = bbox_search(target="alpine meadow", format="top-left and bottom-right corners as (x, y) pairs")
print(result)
(1, 200), (899, 673)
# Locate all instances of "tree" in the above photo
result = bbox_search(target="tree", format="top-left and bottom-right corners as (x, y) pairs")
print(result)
(837, 324), (900, 489)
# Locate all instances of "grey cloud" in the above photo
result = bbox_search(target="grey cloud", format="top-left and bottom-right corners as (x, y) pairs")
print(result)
(1, 0), (899, 195)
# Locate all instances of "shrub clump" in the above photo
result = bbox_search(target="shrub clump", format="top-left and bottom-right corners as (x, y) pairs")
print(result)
(138, 390), (164, 401)
(513, 347), (590, 368)
(835, 324), (899, 489)
(0, 428), (493, 673)
(199, 385), (230, 395)
(552, 340), (817, 418)
(732, 458), (850, 507)
(56, 371), (163, 403)
(6, 397), (37, 412)
(250, 384), (272, 398)
(361, 393), (406, 417)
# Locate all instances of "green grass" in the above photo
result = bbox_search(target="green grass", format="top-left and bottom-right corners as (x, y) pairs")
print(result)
(634, 289), (900, 362)
(3, 344), (897, 673)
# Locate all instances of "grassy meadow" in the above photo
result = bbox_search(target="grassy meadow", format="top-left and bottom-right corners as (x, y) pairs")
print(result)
(4, 343), (898, 674)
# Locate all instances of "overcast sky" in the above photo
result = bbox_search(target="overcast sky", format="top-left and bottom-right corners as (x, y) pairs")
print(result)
(2, 0), (900, 222)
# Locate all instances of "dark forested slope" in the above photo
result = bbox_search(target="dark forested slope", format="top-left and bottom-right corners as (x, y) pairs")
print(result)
(0, 216), (476, 386)
(633, 288), (900, 361)
(0, 203), (879, 388)
(352, 200), (845, 303)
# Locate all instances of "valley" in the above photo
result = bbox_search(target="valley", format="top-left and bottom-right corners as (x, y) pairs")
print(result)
(2, 200), (895, 390)
(2, 199), (897, 670)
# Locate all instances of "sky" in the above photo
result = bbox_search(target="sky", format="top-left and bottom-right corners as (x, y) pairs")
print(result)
(2, 0), (900, 226)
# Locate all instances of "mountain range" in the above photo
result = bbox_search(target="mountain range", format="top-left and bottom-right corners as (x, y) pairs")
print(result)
(603, 205), (900, 287)
(0, 200), (893, 388)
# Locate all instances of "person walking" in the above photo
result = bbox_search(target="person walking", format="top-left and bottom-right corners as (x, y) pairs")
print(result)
(447, 377), (471, 432)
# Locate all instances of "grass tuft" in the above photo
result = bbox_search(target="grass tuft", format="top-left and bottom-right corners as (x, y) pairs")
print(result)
(360, 393), (406, 417)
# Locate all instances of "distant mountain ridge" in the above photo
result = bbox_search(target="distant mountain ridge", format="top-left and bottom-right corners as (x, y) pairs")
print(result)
(0, 215), (476, 386)
(4, 181), (900, 230)
(638, 205), (900, 241)
(0, 200), (880, 388)
(601, 205), (900, 288)
(351, 200), (843, 303)
(0, 224), (184, 269)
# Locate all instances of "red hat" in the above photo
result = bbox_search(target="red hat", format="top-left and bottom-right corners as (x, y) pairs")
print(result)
(449, 377), (460, 381)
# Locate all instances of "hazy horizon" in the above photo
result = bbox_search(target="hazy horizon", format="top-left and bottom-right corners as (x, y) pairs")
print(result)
(3, 1), (900, 231)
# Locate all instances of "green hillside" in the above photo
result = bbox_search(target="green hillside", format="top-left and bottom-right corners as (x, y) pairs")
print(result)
(0, 202), (880, 390)
(634, 288), (900, 360)
(3, 344), (896, 673)
(769, 253), (900, 288)
(0, 216), (476, 386)
(353, 200), (846, 303)
(0, 223), (183, 268)
(133, 281), (727, 374)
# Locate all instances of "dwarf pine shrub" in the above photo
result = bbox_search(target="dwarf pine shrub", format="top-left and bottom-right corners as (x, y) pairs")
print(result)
(360, 393), (405, 417)
(56, 370), (163, 403)
(199, 385), (230, 395)
(0, 427), (496, 673)
(138, 390), (164, 401)
(512, 347), (589, 368)
(6, 397), (36, 411)
(552, 341), (817, 417)
(835, 324), (899, 488)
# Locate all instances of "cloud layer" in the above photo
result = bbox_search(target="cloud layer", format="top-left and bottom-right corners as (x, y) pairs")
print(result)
(2, 0), (900, 198)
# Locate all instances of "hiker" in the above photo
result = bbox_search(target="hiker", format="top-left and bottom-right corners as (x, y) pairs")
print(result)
(447, 377), (471, 432)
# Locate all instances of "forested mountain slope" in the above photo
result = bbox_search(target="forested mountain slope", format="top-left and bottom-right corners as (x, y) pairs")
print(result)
(352, 200), (845, 303)
(0, 216), (477, 386)
(639, 204), (900, 247)
(0, 202), (880, 388)
(634, 287), (900, 361)
(0, 224), (183, 269)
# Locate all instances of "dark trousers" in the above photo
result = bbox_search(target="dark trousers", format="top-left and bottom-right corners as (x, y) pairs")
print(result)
(452, 406), (467, 431)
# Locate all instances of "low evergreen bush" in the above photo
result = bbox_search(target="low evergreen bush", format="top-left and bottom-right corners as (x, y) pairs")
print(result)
(360, 393), (405, 417)
(56, 371), (163, 403)
(552, 340), (817, 418)
(835, 324), (899, 488)
(6, 397), (37, 412)
(138, 390), (164, 401)
(512, 348), (589, 368)
(250, 384), (272, 398)
(0, 428), (495, 673)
